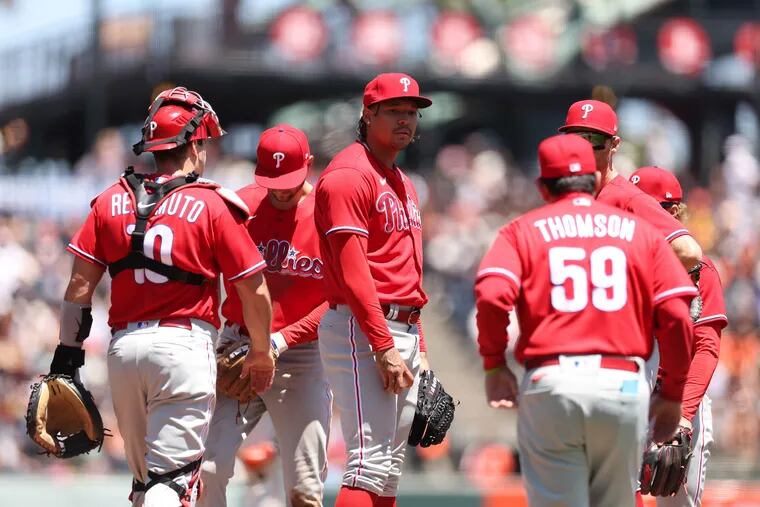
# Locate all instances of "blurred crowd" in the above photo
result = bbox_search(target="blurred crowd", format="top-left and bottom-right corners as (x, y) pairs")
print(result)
(1, 103), (760, 485)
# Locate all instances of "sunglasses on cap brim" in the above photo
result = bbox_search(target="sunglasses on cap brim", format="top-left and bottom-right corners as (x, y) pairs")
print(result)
(660, 201), (679, 209)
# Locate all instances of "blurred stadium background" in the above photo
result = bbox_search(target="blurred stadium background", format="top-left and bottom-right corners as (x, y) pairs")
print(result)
(1, 0), (759, 505)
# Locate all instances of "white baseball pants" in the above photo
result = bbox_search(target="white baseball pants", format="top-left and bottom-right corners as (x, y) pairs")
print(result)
(318, 305), (421, 498)
(199, 326), (332, 507)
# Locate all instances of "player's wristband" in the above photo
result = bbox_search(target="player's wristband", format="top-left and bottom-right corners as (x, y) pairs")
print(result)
(270, 332), (288, 356)
(59, 300), (93, 346)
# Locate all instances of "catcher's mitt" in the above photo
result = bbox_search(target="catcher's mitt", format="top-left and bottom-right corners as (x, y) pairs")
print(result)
(408, 370), (456, 447)
(640, 426), (693, 497)
(26, 374), (106, 458)
(216, 340), (256, 402)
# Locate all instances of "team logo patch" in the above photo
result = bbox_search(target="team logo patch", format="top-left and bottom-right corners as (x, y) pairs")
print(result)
(273, 152), (285, 169)
(581, 103), (594, 119)
(148, 121), (158, 138)
(569, 162), (581, 173)
(400, 77), (411, 93)
(631, 175), (640, 184)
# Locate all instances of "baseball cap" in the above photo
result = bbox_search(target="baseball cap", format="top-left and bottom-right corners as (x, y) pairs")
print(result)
(255, 124), (312, 190)
(363, 73), (432, 109)
(629, 166), (683, 203)
(559, 100), (618, 136)
(538, 134), (596, 179)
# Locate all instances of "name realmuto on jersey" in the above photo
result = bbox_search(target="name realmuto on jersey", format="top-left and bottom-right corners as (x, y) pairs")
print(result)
(533, 213), (637, 243)
(110, 191), (206, 223)
(376, 191), (422, 233)
(259, 238), (323, 279)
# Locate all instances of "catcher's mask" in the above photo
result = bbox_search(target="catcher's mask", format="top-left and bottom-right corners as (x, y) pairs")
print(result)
(133, 86), (225, 155)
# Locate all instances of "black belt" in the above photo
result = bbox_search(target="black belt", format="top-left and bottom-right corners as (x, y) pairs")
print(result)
(329, 303), (421, 325)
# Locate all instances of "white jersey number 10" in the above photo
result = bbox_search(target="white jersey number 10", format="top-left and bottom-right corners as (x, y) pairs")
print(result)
(132, 224), (175, 284)
(548, 246), (627, 312)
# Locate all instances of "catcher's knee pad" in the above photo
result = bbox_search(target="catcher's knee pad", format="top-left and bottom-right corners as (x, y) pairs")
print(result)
(144, 483), (182, 507)
(133, 458), (202, 507)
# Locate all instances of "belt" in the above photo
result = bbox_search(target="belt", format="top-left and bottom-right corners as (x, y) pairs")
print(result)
(524, 356), (639, 373)
(328, 303), (421, 325)
(111, 317), (193, 334)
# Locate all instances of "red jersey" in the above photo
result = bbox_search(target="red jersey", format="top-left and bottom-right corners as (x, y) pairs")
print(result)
(680, 255), (728, 420)
(68, 176), (265, 329)
(597, 175), (689, 243)
(314, 142), (426, 307)
(221, 185), (326, 345)
(693, 257), (727, 329)
(476, 193), (697, 366)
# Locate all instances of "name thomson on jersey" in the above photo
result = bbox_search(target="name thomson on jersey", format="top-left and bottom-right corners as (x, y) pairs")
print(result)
(533, 213), (636, 243)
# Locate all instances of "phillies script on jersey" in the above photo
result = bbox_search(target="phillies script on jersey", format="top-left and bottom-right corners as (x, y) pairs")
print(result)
(222, 185), (325, 336)
(315, 141), (426, 307)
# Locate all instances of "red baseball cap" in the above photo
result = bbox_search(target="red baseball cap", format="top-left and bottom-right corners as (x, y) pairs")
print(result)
(629, 166), (683, 203)
(538, 134), (596, 179)
(255, 124), (312, 190)
(559, 100), (618, 136)
(363, 73), (432, 109)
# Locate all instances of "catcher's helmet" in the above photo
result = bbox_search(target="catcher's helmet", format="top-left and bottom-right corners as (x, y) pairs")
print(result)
(133, 86), (225, 155)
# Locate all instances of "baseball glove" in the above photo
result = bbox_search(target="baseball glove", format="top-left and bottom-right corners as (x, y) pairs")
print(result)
(688, 262), (703, 323)
(689, 295), (703, 323)
(216, 340), (256, 403)
(640, 426), (693, 497)
(408, 370), (456, 447)
(26, 374), (106, 458)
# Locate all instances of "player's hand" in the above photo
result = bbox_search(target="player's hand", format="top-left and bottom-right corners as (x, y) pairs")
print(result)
(241, 347), (276, 394)
(485, 366), (518, 409)
(420, 351), (431, 373)
(375, 347), (414, 395)
(648, 395), (682, 443)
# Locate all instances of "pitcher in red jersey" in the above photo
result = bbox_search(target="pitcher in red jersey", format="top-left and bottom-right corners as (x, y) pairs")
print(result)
(314, 73), (434, 507)
(631, 166), (728, 507)
(475, 134), (696, 507)
(52, 87), (274, 507)
(200, 125), (331, 507)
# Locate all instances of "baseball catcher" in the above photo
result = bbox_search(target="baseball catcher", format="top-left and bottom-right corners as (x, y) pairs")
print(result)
(408, 370), (456, 447)
(640, 426), (693, 497)
(26, 373), (106, 458)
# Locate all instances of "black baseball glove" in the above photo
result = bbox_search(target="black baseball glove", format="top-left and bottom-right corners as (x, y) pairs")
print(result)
(408, 370), (456, 447)
(640, 426), (693, 497)
(26, 374), (107, 458)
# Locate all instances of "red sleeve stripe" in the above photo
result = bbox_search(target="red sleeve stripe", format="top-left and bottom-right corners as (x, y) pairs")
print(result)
(695, 314), (728, 325)
(476, 267), (521, 288)
(67, 244), (107, 267)
(665, 228), (690, 242)
(653, 286), (699, 303)
(325, 226), (369, 236)
(228, 260), (266, 281)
